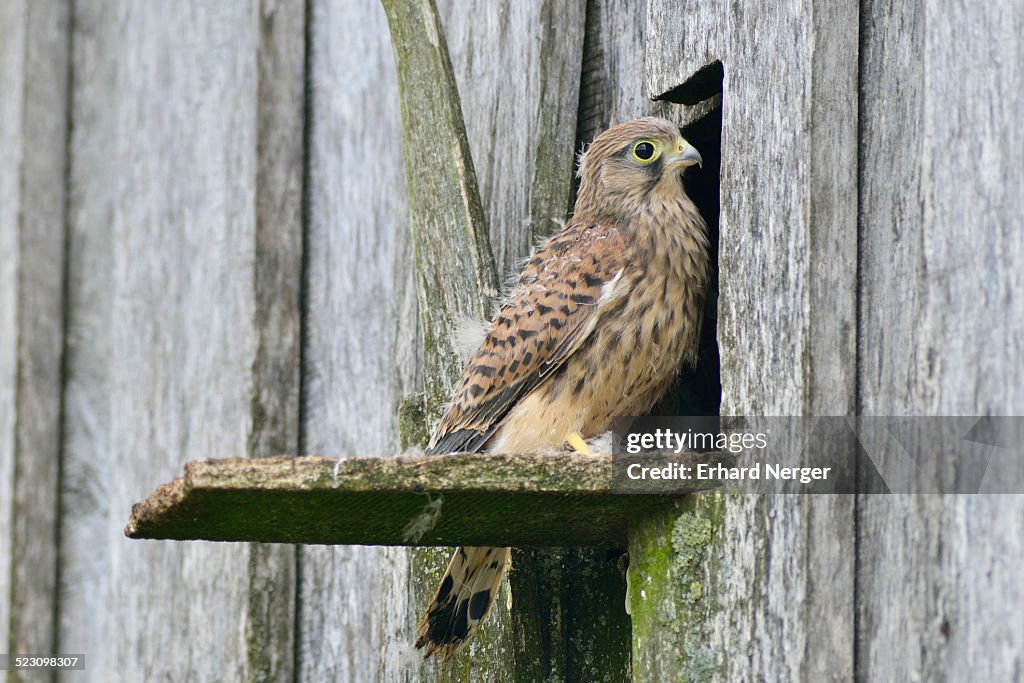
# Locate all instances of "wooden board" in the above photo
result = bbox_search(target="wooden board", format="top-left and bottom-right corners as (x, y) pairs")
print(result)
(0, 1), (14, 643)
(59, 2), (303, 680)
(577, 0), (654, 138)
(1, 0), (25, 661)
(299, 1), (417, 680)
(125, 453), (711, 546)
(633, 1), (859, 680)
(57, 1), (119, 673)
(0, 0), (69, 673)
(857, 1), (1024, 680)
(440, 0), (586, 268)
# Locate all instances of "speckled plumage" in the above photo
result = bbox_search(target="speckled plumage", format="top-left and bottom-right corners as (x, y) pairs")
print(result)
(416, 117), (709, 660)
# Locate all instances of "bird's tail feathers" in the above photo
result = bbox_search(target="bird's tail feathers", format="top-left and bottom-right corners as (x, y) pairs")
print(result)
(415, 546), (510, 660)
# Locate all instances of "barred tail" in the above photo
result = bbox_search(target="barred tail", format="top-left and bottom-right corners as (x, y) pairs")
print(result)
(415, 546), (510, 660)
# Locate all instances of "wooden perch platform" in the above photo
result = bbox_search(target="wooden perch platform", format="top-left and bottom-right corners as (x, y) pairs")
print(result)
(125, 452), (724, 547)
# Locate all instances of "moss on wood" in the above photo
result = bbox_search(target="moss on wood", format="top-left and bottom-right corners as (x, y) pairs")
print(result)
(627, 493), (727, 682)
(125, 453), (722, 547)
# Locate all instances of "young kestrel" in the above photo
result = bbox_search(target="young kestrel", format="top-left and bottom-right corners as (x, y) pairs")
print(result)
(416, 117), (709, 660)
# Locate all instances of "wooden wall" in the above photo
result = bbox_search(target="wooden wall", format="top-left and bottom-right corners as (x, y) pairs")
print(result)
(59, 3), (303, 680)
(300, 2), (411, 679)
(857, 1), (1024, 679)
(636, 0), (860, 678)
(1, 3), (69, 678)
(0, 0), (1020, 681)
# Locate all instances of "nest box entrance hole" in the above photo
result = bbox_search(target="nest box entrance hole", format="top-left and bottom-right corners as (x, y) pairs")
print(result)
(650, 60), (724, 419)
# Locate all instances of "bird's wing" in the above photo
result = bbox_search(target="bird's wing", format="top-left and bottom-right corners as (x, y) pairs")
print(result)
(427, 222), (627, 454)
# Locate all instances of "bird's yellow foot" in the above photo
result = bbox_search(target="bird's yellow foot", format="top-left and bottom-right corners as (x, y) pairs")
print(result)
(565, 432), (593, 456)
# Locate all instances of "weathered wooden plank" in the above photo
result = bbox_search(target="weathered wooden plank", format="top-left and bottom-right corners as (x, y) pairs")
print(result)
(440, 0), (586, 268)
(651, 0), (860, 418)
(0, 0), (26, 663)
(56, 1), (120, 674)
(858, 0), (1024, 679)
(84, 4), (257, 678)
(382, 0), (500, 417)
(299, 1), (415, 680)
(577, 0), (652, 140)
(125, 454), (713, 546)
(631, 1), (859, 680)
(246, 1), (306, 679)
(0, 3), (15, 653)
(0, 0), (70, 677)
(644, 0), (722, 129)
(60, 2), (303, 680)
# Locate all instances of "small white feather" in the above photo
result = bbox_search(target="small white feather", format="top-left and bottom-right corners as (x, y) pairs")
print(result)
(589, 431), (615, 456)
(599, 268), (625, 303)
(451, 314), (489, 362)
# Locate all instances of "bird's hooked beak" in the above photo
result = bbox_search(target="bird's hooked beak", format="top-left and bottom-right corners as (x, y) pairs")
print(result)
(665, 140), (703, 169)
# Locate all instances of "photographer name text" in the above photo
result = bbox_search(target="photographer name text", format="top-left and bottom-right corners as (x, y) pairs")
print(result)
(625, 461), (831, 484)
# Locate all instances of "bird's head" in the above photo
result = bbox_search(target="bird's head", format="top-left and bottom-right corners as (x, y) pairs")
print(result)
(575, 117), (702, 221)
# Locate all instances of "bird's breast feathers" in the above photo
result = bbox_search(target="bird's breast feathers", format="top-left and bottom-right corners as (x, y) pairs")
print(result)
(429, 205), (707, 455)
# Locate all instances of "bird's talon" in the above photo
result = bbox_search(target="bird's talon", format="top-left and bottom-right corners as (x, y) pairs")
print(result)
(566, 432), (593, 455)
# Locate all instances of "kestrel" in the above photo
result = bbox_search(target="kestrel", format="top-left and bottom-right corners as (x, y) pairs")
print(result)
(416, 117), (709, 660)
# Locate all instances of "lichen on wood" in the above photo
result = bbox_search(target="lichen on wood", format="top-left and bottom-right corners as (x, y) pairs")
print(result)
(627, 493), (727, 682)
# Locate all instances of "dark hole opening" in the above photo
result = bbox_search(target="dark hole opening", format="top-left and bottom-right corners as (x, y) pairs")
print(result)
(649, 101), (723, 419)
(654, 61), (725, 105)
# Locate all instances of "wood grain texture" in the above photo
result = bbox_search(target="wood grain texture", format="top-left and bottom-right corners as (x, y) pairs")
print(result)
(858, 0), (1024, 679)
(382, 0), (500, 418)
(57, 1), (119, 674)
(0, 0), (15, 648)
(59, 2), (302, 680)
(713, 0), (860, 667)
(576, 0), (656, 142)
(299, 2), (416, 680)
(636, 1), (859, 680)
(0, 1), (69, 677)
(247, 1), (306, 679)
(645, 0), (720, 100)
(644, 0), (722, 129)
(439, 0), (586, 270)
(647, 0), (861, 418)
(80, 1), (257, 675)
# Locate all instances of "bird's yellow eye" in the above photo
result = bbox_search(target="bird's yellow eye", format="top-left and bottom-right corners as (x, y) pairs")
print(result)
(632, 140), (660, 163)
